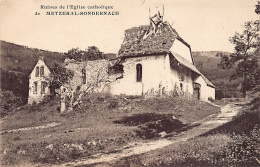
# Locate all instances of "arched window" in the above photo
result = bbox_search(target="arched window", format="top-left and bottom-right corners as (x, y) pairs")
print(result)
(136, 64), (142, 82)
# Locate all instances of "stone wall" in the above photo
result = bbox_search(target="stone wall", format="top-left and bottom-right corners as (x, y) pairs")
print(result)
(60, 59), (110, 112)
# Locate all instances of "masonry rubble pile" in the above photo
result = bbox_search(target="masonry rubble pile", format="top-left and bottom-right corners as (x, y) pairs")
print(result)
(119, 23), (177, 57)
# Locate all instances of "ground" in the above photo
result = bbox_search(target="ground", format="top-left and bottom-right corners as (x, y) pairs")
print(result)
(0, 95), (220, 166)
(54, 101), (242, 167)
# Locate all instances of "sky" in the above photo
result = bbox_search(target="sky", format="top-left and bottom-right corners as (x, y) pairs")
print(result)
(0, 0), (259, 54)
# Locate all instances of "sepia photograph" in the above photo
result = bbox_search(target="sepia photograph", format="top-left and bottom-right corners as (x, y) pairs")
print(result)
(0, 0), (259, 166)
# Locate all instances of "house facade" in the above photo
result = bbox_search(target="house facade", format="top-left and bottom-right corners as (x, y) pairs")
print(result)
(109, 12), (215, 101)
(28, 58), (51, 104)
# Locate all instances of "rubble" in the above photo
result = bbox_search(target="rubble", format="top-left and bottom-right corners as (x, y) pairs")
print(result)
(118, 22), (178, 57)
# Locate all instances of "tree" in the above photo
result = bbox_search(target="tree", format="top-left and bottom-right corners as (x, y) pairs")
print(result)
(84, 46), (104, 61)
(65, 46), (104, 62)
(48, 63), (74, 97)
(256, 1), (260, 14)
(65, 47), (84, 61)
(218, 20), (260, 96)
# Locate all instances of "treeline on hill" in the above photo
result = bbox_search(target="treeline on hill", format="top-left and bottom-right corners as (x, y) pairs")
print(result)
(192, 51), (243, 99)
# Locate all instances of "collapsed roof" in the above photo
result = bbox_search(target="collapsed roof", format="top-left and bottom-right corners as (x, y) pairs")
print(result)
(118, 21), (181, 57)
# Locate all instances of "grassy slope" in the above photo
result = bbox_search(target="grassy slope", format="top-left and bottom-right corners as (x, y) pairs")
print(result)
(93, 134), (232, 167)
(204, 98), (260, 136)
(1, 95), (220, 165)
(94, 99), (260, 167)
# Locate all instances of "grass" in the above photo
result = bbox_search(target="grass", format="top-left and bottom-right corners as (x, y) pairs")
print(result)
(88, 98), (260, 167)
(0, 94), (220, 166)
(88, 134), (233, 167)
(204, 97), (260, 136)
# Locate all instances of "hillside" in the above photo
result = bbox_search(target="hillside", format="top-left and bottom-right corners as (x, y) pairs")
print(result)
(0, 40), (65, 74)
(192, 51), (243, 98)
(0, 41), (65, 105)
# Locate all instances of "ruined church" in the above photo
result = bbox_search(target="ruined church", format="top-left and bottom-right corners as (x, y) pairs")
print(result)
(108, 11), (215, 101)
(28, 11), (215, 104)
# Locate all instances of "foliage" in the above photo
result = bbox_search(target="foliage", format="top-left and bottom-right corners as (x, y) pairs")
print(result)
(193, 51), (243, 98)
(208, 97), (215, 102)
(218, 20), (260, 96)
(0, 90), (23, 117)
(0, 68), (29, 104)
(65, 46), (104, 62)
(86, 46), (104, 60)
(256, 1), (260, 14)
(64, 47), (84, 61)
(221, 125), (260, 166)
(48, 63), (74, 96)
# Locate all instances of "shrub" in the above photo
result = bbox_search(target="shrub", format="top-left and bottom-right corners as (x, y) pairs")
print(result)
(0, 90), (23, 117)
(208, 97), (215, 102)
(221, 125), (260, 166)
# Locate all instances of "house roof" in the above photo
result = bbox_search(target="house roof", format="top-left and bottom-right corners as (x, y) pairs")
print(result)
(200, 74), (216, 88)
(29, 57), (63, 76)
(170, 52), (215, 88)
(118, 22), (180, 57)
(171, 52), (201, 75)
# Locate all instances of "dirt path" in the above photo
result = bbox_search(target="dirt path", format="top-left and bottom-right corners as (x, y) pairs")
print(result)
(0, 122), (61, 135)
(50, 102), (241, 167)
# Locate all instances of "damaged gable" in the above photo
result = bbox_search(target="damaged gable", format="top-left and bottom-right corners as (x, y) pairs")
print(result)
(118, 22), (179, 57)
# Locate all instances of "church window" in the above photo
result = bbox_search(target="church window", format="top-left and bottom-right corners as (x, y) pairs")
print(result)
(136, 64), (142, 82)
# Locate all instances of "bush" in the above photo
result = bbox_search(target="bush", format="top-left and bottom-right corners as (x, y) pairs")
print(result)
(220, 125), (260, 166)
(208, 97), (215, 102)
(0, 90), (23, 117)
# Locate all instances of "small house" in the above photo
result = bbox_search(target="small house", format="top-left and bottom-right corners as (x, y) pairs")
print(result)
(28, 57), (51, 104)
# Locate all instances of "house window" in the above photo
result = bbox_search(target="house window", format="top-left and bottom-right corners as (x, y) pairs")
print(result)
(40, 66), (44, 77)
(180, 83), (183, 91)
(82, 68), (86, 84)
(34, 82), (38, 94)
(179, 75), (185, 82)
(35, 67), (39, 77)
(136, 64), (142, 82)
(41, 81), (47, 94)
